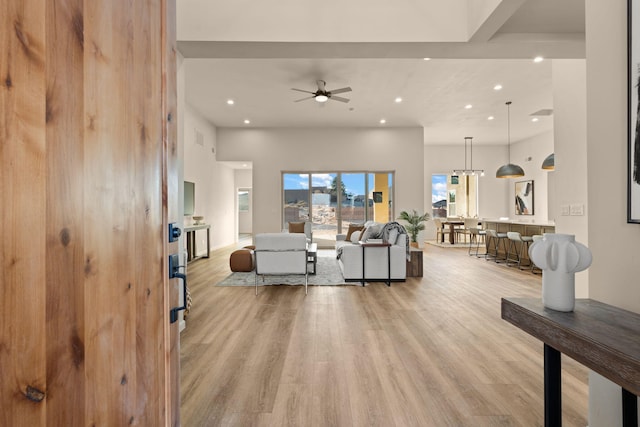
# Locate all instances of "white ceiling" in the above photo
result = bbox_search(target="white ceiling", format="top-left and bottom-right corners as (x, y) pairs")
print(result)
(178, 0), (585, 146)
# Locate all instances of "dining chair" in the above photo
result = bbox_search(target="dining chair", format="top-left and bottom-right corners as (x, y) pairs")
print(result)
(433, 218), (444, 243)
(458, 217), (479, 245)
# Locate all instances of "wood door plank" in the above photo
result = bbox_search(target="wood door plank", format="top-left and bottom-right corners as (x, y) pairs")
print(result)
(0, 1), (47, 426)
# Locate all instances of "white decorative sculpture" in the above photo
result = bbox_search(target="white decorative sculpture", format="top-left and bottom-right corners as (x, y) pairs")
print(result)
(528, 233), (592, 312)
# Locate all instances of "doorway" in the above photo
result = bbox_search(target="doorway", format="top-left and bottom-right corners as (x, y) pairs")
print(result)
(238, 187), (252, 238)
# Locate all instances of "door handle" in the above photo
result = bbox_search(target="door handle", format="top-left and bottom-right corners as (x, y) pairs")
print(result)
(168, 253), (187, 324)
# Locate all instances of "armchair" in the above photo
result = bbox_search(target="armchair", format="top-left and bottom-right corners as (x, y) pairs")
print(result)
(254, 233), (309, 295)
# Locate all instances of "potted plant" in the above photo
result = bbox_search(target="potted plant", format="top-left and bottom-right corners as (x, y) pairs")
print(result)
(397, 209), (430, 248)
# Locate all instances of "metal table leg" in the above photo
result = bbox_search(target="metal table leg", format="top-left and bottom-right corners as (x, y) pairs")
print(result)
(544, 344), (562, 427)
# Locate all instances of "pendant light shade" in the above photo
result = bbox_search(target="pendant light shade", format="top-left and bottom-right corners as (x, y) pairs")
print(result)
(496, 163), (525, 178)
(496, 101), (525, 179)
(542, 153), (555, 170)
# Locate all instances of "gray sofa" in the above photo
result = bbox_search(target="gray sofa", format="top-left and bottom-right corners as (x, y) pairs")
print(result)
(335, 221), (407, 282)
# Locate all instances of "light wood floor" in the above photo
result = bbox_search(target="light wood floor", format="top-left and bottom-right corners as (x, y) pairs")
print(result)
(180, 240), (588, 426)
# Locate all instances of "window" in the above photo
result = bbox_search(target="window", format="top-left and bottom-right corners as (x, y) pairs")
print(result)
(432, 173), (478, 218)
(283, 171), (394, 243)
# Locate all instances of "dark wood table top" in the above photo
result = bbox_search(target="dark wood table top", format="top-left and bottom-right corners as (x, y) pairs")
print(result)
(501, 298), (640, 396)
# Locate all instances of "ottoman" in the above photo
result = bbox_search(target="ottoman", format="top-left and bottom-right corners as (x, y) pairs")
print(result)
(230, 249), (254, 272)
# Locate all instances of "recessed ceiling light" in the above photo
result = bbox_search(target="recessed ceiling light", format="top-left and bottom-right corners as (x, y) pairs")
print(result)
(488, 116), (495, 121)
(465, 104), (473, 109)
(227, 99), (235, 105)
(243, 119), (250, 124)
(395, 97), (403, 103)
(533, 56), (544, 63)
(423, 57), (431, 61)
(379, 119), (386, 124)
(531, 117), (539, 122)
(242, 163), (248, 167)
(494, 84), (503, 91)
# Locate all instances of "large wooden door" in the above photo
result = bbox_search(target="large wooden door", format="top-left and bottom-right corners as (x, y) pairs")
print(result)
(0, 0), (180, 425)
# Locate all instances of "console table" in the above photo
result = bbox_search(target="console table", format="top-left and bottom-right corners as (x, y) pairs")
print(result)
(184, 224), (210, 262)
(501, 298), (640, 426)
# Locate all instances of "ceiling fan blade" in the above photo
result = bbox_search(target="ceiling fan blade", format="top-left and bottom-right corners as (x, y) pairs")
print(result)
(316, 80), (326, 91)
(294, 96), (315, 102)
(329, 95), (350, 103)
(291, 88), (315, 94)
(329, 87), (352, 95)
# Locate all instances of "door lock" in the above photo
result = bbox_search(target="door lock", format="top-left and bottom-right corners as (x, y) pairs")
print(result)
(168, 223), (181, 242)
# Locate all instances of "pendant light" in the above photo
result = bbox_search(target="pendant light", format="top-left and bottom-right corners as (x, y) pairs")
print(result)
(452, 137), (484, 176)
(496, 101), (525, 178)
(542, 153), (555, 170)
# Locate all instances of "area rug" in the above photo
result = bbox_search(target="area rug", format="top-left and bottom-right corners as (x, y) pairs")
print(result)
(425, 240), (472, 249)
(216, 254), (351, 287)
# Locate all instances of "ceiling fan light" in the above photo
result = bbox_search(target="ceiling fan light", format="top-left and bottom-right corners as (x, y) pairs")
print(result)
(542, 153), (555, 170)
(315, 94), (328, 103)
(496, 163), (525, 178)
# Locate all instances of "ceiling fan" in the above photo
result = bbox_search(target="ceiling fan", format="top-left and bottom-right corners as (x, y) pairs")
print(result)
(291, 80), (352, 103)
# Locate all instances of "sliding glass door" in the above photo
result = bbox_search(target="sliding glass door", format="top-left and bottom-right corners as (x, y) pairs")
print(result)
(340, 173), (367, 231)
(311, 173), (338, 242)
(283, 171), (394, 246)
(283, 173), (310, 224)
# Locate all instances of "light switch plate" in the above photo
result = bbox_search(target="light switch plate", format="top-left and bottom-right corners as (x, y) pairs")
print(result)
(570, 204), (584, 216)
(561, 204), (571, 216)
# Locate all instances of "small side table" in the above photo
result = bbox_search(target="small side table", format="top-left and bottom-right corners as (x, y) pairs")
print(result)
(406, 247), (423, 277)
(358, 241), (392, 287)
(307, 243), (317, 275)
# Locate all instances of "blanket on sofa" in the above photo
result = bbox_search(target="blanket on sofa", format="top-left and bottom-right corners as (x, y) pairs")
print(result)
(336, 221), (409, 260)
(380, 221), (410, 260)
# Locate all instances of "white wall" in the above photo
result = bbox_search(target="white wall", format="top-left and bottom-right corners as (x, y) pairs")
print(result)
(510, 131), (553, 223)
(586, 0), (640, 424)
(178, 0), (468, 42)
(235, 169), (253, 234)
(216, 127), (424, 235)
(183, 105), (237, 253)
(550, 59), (589, 298)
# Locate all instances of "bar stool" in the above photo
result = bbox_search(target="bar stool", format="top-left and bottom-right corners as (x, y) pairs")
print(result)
(506, 232), (534, 269)
(519, 235), (534, 270)
(485, 229), (508, 263)
(530, 235), (543, 274)
(468, 227), (486, 257)
(505, 232), (523, 267)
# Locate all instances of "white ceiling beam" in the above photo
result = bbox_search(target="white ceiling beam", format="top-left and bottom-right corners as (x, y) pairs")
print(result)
(177, 36), (585, 60)
(468, 0), (527, 42)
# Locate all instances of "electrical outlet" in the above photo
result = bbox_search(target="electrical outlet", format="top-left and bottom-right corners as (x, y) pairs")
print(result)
(560, 205), (571, 216)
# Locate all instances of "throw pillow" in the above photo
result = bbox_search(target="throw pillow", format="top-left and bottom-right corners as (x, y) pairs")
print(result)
(288, 222), (305, 234)
(361, 224), (383, 241)
(345, 224), (365, 241)
(350, 232), (361, 243)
